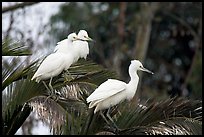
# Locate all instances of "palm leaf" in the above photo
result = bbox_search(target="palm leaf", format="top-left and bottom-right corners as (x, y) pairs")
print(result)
(2, 59), (38, 91)
(118, 117), (202, 135)
(2, 63), (49, 135)
(2, 78), (43, 135)
(2, 38), (32, 56)
(114, 97), (202, 135)
(2, 104), (32, 135)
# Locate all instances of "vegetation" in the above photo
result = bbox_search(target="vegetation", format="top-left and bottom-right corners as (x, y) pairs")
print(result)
(2, 2), (202, 135)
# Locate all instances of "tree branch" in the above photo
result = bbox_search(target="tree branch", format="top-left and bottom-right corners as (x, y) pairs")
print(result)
(2, 2), (39, 13)
(5, 12), (14, 39)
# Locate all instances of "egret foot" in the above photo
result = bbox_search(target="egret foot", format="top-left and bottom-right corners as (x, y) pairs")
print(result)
(53, 93), (59, 102)
(43, 91), (59, 103)
(63, 70), (74, 82)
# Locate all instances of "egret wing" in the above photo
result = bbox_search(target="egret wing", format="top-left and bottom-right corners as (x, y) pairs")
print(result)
(57, 39), (67, 45)
(54, 39), (73, 52)
(33, 53), (65, 77)
(86, 79), (126, 102)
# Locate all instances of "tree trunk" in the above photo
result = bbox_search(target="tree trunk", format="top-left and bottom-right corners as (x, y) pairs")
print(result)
(131, 2), (159, 105)
(113, 2), (127, 78)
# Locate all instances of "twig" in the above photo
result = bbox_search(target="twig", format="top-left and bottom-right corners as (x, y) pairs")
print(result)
(2, 2), (39, 13)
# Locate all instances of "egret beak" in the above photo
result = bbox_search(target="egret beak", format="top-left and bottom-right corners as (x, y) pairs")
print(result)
(85, 36), (94, 42)
(141, 67), (154, 74)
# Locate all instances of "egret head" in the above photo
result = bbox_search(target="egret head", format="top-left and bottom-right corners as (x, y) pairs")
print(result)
(131, 60), (154, 74)
(78, 30), (93, 41)
(68, 33), (80, 42)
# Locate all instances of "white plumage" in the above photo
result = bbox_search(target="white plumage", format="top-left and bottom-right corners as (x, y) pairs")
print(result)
(54, 39), (71, 53)
(31, 52), (76, 83)
(54, 30), (93, 61)
(73, 30), (93, 60)
(86, 60), (154, 113)
(31, 33), (79, 83)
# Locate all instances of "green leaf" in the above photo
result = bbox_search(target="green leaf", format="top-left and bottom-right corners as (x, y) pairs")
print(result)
(2, 59), (38, 91)
(2, 38), (32, 56)
(115, 97), (202, 135)
(118, 117), (202, 135)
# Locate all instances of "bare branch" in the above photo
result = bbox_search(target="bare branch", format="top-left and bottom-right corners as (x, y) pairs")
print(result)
(5, 12), (14, 39)
(2, 2), (39, 13)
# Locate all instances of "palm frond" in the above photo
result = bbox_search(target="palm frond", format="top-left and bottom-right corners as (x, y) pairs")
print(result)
(119, 117), (202, 135)
(2, 38), (32, 56)
(2, 74), (48, 135)
(2, 104), (32, 135)
(28, 96), (67, 135)
(95, 131), (116, 135)
(114, 97), (202, 135)
(2, 59), (38, 91)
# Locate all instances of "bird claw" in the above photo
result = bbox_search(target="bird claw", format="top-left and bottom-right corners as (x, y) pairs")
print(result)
(62, 72), (74, 82)
(44, 91), (59, 103)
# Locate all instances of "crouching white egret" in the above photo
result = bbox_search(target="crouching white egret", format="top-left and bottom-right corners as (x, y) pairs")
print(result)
(73, 30), (93, 60)
(54, 30), (93, 61)
(86, 60), (153, 129)
(31, 33), (81, 95)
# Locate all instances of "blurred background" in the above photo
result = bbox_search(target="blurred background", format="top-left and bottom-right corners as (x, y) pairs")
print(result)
(2, 2), (202, 135)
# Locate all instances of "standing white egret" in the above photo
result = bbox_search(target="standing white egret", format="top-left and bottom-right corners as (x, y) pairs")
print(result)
(73, 30), (93, 60)
(31, 33), (80, 94)
(86, 60), (153, 128)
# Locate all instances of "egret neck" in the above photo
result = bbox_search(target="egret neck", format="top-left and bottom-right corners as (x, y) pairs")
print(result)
(126, 63), (139, 100)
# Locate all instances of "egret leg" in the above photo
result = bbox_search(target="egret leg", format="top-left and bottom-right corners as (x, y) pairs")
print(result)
(48, 77), (54, 94)
(106, 108), (119, 131)
(48, 77), (60, 101)
(42, 81), (50, 93)
(42, 81), (52, 103)
(42, 78), (56, 103)
(67, 70), (74, 80)
(100, 111), (111, 126)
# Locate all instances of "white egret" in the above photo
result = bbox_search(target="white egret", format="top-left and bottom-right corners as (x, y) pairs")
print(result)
(73, 30), (93, 60)
(31, 33), (80, 94)
(54, 35), (76, 54)
(54, 30), (93, 62)
(86, 60), (153, 128)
